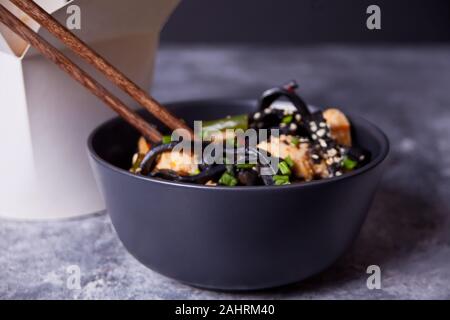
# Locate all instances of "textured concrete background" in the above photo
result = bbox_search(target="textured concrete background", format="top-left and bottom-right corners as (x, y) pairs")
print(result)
(1, 46), (450, 299)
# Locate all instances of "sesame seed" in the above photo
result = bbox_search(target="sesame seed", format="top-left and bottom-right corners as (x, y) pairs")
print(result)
(326, 158), (333, 165)
(359, 155), (365, 161)
(327, 149), (337, 157)
(290, 123), (297, 131)
(264, 108), (272, 114)
(295, 114), (302, 121)
(280, 123), (287, 128)
(319, 139), (327, 148)
(253, 112), (261, 120)
(319, 122), (327, 128)
(335, 171), (343, 176)
(316, 128), (326, 137)
(312, 134), (318, 140)
(312, 154), (319, 160)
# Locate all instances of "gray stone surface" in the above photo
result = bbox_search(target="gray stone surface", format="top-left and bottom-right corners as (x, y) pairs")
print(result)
(1, 46), (450, 300)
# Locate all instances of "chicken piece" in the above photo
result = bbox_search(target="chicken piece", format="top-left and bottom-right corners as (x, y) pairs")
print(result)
(138, 136), (150, 154)
(154, 151), (199, 176)
(323, 108), (352, 146)
(257, 135), (315, 181)
(313, 161), (330, 179)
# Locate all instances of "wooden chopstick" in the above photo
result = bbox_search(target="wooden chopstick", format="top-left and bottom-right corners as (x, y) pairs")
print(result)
(9, 0), (193, 136)
(0, 4), (163, 143)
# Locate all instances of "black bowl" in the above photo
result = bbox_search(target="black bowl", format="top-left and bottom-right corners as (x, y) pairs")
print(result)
(87, 99), (389, 290)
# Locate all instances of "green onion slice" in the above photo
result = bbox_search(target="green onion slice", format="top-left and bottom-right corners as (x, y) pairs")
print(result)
(278, 161), (292, 176)
(290, 136), (300, 147)
(284, 156), (294, 168)
(162, 135), (172, 144)
(273, 175), (290, 185)
(342, 156), (358, 170)
(282, 115), (293, 124)
(219, 172), (238, 187)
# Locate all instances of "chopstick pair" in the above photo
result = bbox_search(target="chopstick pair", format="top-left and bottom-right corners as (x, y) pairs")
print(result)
(0, 0), (193, 144)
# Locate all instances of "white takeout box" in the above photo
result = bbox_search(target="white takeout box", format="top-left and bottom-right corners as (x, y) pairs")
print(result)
(0, 0), (179, 219)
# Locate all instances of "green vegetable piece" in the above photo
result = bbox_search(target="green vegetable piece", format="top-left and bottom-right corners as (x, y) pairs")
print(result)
(202, 114), (249, 139)
(282, 115), (293, 124)
(219, 172), (238, 187)
(342, 156), (358, 170)
(162, 135), (172, 144)
(284, 156), (294, 168)
(290, 136), (300, 147)
(273, 175), (290, 185)
(278, 161), (292, 176)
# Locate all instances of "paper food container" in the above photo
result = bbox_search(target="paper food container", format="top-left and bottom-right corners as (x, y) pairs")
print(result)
(0, 0), (179, 220)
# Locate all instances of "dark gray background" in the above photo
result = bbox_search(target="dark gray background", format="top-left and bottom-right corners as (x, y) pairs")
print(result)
(161, 0), (450, 44)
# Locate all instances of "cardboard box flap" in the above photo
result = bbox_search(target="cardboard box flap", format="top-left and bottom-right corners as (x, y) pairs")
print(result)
(0, 0), (179, 59)
(0, 0), (68, 57)
(0, 0), (180, 220)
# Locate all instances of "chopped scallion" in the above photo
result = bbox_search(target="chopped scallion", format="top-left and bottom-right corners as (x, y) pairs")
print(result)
(273, 175), (290, 185)
(284, 156), (294, 168)
(162, 135), (172, 144)
(290, 136), (300, 147)
(219, 172), (238, 187)
(282, 115), (293, 124)
(342, 156), (358, 170)
(278, 161), (292, 176)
